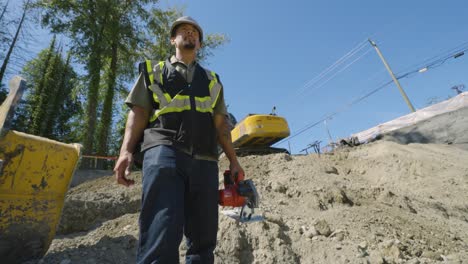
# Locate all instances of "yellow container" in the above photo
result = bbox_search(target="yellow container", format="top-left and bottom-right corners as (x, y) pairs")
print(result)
(0, 130), (81, 262)
(231, 114), (290, 148)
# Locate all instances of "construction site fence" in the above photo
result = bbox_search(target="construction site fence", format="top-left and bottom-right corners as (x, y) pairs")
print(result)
(80, 155), (117, 170)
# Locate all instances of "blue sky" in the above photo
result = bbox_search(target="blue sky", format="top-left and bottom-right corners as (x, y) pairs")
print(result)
(6, 0), (468, 154)
(164, 0), (468, 153)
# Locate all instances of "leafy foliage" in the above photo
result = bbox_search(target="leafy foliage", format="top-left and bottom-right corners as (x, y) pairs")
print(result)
(13, 38), (80, 142)
(31, 0), (229, 157)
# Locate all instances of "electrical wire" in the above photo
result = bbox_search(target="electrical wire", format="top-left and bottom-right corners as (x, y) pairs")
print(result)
(397, 45), (468, 80)
(274, 79), (394, 146)
(396, 40), (468, 76)
(297, 48), (373, 98)
(295, 39), (368, 97)
(278, 40), (372, 114)
(275, 42), (468, 148)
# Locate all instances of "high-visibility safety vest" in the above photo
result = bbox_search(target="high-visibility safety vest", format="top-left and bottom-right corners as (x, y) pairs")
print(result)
(139, 59), (222, 159)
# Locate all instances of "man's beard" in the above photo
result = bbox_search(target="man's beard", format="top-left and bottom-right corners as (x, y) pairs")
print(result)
(182, 41), (196, 50)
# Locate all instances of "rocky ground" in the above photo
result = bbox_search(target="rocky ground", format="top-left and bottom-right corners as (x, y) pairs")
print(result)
(25, 139), (468, 264)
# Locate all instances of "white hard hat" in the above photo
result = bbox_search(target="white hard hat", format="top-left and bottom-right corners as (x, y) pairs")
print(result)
(170, 16), (203, 42)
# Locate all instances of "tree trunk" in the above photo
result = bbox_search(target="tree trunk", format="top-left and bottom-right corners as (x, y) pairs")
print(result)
(36, 36), (56, 98)
(82, 2), (109, 155)
(83, 46), (102, 154)
(31, 52), (60, 136)
(45, 50), (69, 138)
(96, 41), (118, 156)
(0, 0), (29, 84)
(0, 1), (9, 22)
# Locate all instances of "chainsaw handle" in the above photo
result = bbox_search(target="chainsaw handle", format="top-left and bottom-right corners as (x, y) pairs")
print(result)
(223, 170), (234, 185)
(223, 169), (245, 185)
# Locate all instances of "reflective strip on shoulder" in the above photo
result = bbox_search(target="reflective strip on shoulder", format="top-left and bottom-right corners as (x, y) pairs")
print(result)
(158, 61), (164, 85)
(147, 60), (173, 110)
(145, 60), (154, 84)
(208, 71), (222, 108)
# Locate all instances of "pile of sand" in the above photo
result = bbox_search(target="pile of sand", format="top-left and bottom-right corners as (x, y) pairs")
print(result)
(28, 140), (468, 264)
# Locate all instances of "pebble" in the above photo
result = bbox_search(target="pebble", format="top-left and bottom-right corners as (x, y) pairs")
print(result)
(314, 220), (332, 236)
(324, 166), (339, 174)
(406, 259), (420, 264)
(299, 225), (307, 234)
(358, 241), (368, 250)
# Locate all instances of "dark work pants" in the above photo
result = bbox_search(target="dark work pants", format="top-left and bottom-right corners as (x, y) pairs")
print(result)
(136, 145), (219, 264)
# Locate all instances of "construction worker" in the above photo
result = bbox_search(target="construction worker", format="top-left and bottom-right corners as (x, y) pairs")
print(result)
(114, 16), (244, 264)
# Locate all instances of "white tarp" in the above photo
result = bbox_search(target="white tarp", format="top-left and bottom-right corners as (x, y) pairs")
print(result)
(352, 92), (468, 143)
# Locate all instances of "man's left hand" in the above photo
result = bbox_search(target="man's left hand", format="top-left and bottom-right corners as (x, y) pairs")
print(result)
(229, 162), (245, 182)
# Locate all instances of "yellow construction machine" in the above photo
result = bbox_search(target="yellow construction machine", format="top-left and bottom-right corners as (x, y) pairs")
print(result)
(0, 77), (81, 263)
(230, 112), (290, 156)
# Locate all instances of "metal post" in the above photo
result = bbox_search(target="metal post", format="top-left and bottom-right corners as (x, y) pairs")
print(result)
(324, 119), (334, 145)
(0, 76), (27, 136)
(368, 39), (416, 112)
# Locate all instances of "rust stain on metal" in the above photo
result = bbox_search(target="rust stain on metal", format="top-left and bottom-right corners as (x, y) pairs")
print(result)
(31, 176), (48, 192)
(0, 144), (25, 188)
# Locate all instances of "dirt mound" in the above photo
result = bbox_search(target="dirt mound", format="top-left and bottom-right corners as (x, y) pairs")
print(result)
(31, 141), (468, 264)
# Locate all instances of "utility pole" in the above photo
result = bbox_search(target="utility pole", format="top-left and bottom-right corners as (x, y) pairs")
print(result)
(368, 39), (416, 112)
(324, 119), (334, 145)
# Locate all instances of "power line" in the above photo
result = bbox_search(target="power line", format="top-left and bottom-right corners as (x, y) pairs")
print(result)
(274, 79), (394, 146)
(278, 40), (373, 115)
(297, 48), (373, 98)
(295, 39), (369, 96)
(396, 46), (468, 80)
(275, 42), (468, 147)
(395, 40), (468, 76)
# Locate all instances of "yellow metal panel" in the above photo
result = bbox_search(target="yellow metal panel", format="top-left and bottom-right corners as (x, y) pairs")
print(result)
(231, 114), (290, 147)
(0, 131), (81, 262)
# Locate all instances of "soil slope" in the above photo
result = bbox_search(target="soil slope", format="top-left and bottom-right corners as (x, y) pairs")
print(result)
(29, 141), (468, 264)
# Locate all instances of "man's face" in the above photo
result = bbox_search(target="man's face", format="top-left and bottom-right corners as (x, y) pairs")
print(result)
(171, 24), (201, 51)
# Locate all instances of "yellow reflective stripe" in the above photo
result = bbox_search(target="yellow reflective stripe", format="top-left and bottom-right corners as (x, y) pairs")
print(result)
(172, 94), (189, 101)
(159, 61), (164, 85)
(152, 105), (191, 120)
(149, 111), (158, 122)
(210, 83), (221, 108)
(151, 95), (191, 120)
(152, 93), (160, 104)
(146, 60), (154, 84)
(208, 71), (217, 90)
(195, 107), (214, 113)
(163, 92), (171, 102)
(195, 96), (211, 102)
(149, 69), (221, 122)
(208, 71), (221, 108)
(195, 99), (214, 113)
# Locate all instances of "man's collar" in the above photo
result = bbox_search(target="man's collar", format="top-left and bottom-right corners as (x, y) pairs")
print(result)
(170, 55), (197, 67)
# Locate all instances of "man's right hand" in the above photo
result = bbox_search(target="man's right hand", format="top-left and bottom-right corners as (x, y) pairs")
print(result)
(114, 151), (135, 187)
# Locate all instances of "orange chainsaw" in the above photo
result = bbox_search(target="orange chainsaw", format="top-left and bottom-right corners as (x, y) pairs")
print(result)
(218, 170), (263, 223)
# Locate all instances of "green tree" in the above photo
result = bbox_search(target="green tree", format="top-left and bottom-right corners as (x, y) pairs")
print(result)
(36, 0), (158, 154)
(0, 0), (30, 85)
(35, 1), (229, 157)
(95, 0), (155, 156)
(14, 39), (80, 142)
(0, 83), (6, 103)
